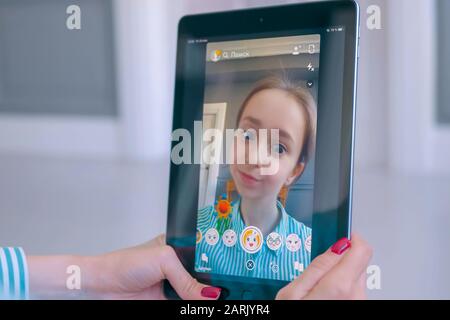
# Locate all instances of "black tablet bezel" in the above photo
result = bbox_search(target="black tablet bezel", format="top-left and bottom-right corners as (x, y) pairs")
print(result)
(165, 0), (359, 300)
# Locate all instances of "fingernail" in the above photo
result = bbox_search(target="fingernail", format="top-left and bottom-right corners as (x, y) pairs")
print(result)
(201, 286), (222, 299)
(331, 237), (351, 255)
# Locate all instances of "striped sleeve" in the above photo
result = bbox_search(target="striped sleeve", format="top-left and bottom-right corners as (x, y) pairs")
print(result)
(0, 247), (29, 300)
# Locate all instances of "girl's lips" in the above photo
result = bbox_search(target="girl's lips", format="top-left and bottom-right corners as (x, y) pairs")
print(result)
(238, 170), (260, 185)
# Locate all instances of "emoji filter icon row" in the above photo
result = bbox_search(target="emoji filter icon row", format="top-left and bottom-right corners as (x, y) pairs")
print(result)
(198, 227), (311, 254)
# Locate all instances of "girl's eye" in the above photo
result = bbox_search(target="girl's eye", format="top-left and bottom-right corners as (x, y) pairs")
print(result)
(272, 144), (287, 154)
(242, 130), (256, 141)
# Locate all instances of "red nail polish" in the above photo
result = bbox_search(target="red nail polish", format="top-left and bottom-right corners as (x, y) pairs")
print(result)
(201, 286), (222, 299)
(331, 237), (351, 255)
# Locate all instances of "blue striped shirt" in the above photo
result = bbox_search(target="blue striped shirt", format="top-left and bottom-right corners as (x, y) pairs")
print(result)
(195, 199), (312, 282)
(0, 247), (29, 300)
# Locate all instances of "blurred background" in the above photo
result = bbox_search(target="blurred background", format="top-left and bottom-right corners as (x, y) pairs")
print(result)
(0, 0), (449, 299)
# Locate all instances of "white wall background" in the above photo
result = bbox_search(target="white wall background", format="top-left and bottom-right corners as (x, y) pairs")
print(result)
(0, 0), (449, 299)
(0, 0), (391, 169)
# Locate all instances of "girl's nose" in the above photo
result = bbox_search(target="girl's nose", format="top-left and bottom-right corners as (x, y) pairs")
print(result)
(247, 141), (271, 168)
(257, 145), (272, 168)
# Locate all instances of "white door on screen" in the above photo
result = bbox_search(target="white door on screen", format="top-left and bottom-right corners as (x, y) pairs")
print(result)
(198, 103), (227, 209)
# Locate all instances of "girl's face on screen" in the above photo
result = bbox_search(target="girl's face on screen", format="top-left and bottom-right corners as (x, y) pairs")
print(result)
(230, 89), (306, 201)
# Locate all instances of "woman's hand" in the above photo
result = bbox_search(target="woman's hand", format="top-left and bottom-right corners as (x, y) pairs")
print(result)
(92, 234), (221, 299)
(276, 233), (372, 300)
(28, 234), (221, 300)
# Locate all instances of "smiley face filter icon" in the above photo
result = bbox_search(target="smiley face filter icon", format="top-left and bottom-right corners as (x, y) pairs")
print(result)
(286, 233), (302, 252)
(266, 232), (282, 251)
(222, 229), (237, 247)
(240, 226), (263, 254)
(205, 228), (219, 246)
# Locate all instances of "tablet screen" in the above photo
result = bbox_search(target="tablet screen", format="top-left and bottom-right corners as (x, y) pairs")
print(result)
(168, 11), (355, 291)
(194, 34), (320, 282)
(167, 2), (358, 298)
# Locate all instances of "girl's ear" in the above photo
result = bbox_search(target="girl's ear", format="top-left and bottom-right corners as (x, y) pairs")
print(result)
(285, 162), (305, 187)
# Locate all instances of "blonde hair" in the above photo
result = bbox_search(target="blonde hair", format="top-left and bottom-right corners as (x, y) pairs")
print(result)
(236, 76), (317, 164)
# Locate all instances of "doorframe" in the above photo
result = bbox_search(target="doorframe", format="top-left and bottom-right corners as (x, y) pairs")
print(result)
(199, 103), (227, 208)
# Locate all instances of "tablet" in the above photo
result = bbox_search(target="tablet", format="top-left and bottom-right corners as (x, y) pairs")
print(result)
(165, 0), (360, 300)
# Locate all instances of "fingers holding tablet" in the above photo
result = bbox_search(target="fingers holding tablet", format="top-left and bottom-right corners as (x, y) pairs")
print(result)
(159, 245), (222, 300)
(276, 234), (372, 300)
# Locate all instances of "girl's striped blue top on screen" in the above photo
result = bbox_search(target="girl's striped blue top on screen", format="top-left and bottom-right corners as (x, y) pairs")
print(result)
(195, 199), (311, 282)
